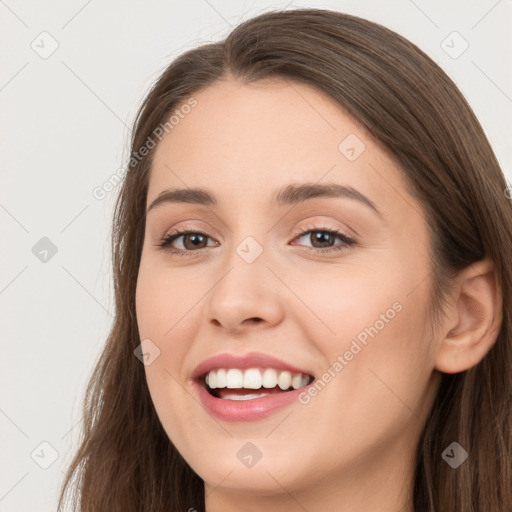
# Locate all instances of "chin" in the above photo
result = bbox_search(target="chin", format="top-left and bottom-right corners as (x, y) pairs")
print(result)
(191, 452), (309, 495)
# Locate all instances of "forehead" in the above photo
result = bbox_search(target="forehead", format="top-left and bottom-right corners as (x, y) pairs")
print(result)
(148, 77), (412, 217)
(152, 77), (366, 166)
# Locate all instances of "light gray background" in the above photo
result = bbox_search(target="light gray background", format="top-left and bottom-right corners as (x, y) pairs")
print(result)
(1, 1), (510, 510)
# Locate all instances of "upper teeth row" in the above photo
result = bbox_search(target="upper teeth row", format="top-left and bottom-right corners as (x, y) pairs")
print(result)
(205, 368), (310, 390)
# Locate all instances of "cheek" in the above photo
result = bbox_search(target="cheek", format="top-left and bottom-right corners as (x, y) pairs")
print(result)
(135, 259), (205, 431)
(274, 275), (435, 476)
(135, 259), (196, 343)
(290, 258), (410, 348)
(297, 260), (434, 418)
(318, 280), (433, 425)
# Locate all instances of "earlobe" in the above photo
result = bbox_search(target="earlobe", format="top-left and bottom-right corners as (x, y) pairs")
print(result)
(434, 258), (503, 374)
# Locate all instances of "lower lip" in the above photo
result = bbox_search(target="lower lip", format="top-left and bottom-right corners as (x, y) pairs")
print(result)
(193, 380), (308, 422)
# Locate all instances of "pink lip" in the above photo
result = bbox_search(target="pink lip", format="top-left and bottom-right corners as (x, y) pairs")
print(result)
(190, 352), (315, 423)
(192, 380), (310, 422)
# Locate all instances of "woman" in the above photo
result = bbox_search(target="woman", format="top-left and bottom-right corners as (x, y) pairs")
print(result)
(58, 8), (512, 511)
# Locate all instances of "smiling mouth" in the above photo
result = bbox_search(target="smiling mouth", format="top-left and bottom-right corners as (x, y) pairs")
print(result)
(201, 367), (315, 400)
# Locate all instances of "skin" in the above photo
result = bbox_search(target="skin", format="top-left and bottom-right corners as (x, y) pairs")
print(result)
(135, 76), (501, 512)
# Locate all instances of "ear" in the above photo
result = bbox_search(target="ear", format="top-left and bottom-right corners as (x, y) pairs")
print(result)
(434, 257), (503, 374)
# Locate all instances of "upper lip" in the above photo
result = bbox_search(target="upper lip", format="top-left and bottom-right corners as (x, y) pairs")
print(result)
(191, 352), (315, 380)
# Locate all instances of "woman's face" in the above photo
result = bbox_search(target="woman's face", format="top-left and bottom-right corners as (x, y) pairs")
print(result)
(135, 77), (442, 504)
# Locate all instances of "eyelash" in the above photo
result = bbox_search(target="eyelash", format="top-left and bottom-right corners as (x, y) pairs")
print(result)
(154, 223), (356, 257)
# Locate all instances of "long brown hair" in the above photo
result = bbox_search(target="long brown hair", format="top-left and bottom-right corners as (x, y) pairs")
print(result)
(57, 8), (512, 511)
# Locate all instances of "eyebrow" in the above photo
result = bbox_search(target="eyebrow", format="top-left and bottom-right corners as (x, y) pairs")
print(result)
(146, 182), (381, 218)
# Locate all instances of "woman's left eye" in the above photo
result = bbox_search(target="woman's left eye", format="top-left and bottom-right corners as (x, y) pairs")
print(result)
(154, 226), (356, 256)
(292, 228), (356, 253)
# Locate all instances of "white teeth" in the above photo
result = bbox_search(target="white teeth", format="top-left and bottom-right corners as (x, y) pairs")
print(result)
(277, 371), (292, 390)
(205, 367), (311, 392)
(292, 373), (303, 390)
(243, 368), (262, 389)
(208, 371), (217, 389)
(222, 393), (270, 401)
(226, 369), (244, 388)
(262, 368), (278, 388)
(216, 368), (227, 388)
(291, 374), (310, 390)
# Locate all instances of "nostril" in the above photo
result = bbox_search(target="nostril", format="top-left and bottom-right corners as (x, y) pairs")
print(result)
(243, 317), (263, 324)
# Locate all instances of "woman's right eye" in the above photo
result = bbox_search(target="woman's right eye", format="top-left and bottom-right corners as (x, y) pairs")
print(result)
(155, 229), (218, 256)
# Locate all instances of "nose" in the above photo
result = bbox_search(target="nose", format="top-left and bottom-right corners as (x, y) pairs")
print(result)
(204, 253), (285, 336)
